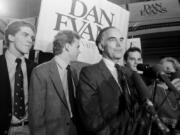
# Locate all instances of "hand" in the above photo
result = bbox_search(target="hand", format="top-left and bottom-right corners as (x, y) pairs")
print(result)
(171, 78), (180, 91)
(157, 83), (168, 90)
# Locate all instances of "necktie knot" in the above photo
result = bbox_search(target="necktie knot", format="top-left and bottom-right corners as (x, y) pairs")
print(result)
(16, 58), (22, 65)
(66, 64), (71, 70)
(115, 64), (122, 72)
(115, 64), (125, 82)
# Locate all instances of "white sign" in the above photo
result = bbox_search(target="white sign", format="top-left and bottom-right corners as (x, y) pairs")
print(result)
(34, 0), (129, 64)
(126, 38), (141, 50)
(129, 0), (180, 22)
(128, 0), (180, 35)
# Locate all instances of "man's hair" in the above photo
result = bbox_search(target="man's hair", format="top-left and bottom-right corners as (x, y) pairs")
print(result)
(124, 47), (142, 62)
(4, 20), (35, 47)
(95, 26), (116, 54)
(53, 30), (80, 55)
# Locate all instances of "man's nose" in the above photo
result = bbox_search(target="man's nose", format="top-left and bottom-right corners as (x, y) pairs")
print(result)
(116, 37), (124, 47)
(116, 40), (121, 47)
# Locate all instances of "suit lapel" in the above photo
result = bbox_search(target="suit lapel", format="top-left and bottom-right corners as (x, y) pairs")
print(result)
(98, 60), (121, 94)
(70, 67), (78, 86)
(48, 59), (69, 110)
(25, 59), (31, 83)
(0, 55), (12, 110)
(25, 59), (36, 85)
(0, 55), (11, 88)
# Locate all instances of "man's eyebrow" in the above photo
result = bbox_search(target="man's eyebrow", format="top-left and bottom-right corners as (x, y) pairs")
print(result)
(22, 31), (30, 35)
(107, 36), (116, 40)
(120, 37), (124, 41)
(107, 36), (124, 40)
(23, 31), (34, 36)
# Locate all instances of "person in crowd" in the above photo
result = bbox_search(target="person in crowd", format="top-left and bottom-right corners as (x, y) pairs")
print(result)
(124, 48), (180, 135)
(76, 26), (155, 135)
(29, 30), (81, 135)
(160, 57), (180, 78)
(123, 47), (154, 135)
(124, 47), (154, 86)
(124, 47), (143, 72)
(152, 57), (180, 135)
(159, 57), (180, 91)
(0, 20), (36, 135)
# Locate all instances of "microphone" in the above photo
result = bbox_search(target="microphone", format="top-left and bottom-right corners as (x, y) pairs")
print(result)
(132, 72), (169, 132)
(138, 64), (180, 95)
(132, 71), (152, 99)
(145, 99), (169, 133)
(137, 64), (165, 78)
(137, 64), (151, 71)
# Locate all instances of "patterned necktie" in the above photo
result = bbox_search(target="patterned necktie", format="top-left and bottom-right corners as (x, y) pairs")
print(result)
(66, 65), (76, 117)
(14, 58), (25, 119)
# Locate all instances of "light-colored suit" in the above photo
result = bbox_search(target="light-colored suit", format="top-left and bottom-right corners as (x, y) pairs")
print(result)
(29, 58), (78, 135)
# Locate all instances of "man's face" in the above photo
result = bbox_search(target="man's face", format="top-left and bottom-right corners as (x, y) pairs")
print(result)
(100, 28), (125, 61)
(9, 26), (35, 57)
(69, 38), (80, 61)
(126, 51), (142, 71)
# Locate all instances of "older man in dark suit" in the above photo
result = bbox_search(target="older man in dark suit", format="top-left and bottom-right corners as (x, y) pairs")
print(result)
(77, 27), (142, 135)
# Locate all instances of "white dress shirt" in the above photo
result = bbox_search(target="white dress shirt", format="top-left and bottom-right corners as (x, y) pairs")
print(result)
(103, 58), (119, 84)
(55, 56), (73, 117)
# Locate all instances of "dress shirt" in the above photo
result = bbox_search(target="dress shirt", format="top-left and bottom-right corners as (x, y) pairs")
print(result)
(55, 56), (73, 117)
(5, 50), (28, 123)
(103, 58), (119, 84)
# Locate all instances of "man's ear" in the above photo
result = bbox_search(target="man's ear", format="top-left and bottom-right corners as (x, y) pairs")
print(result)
(123, 60), (127, 66)
(8, 35), (15, 42)
(98, 43), (104, 52)
(64, 43), (70, 51)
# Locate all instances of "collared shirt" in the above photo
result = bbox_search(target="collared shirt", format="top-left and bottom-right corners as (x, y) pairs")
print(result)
(55, 56), (73, 117)
(103, 58), (119, 84)
(5, 50), (28, 123)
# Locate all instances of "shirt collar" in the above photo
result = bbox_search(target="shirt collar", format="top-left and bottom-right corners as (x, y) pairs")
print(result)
(103, 57), (116, 72)
(5, 50), (25, 64)
(55, 55), (69, 70)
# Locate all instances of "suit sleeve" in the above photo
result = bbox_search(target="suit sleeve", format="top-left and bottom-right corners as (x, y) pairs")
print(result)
(76, 67), (110, 134)
(29, 68), (46, 135)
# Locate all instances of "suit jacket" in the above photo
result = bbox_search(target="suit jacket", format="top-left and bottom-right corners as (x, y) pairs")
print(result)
(29, 58), (78, 135)
(0, 55), (36, 135)
(77, 60), (139, 135)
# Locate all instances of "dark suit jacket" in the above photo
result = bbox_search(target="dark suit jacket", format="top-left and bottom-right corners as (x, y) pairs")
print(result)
(77, 60), (139, 135)
(0, 55), (36, 135)
(29, 58), (79, 135)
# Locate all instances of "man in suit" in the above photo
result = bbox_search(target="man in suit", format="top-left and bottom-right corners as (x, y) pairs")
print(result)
(29, 30), (81, 135)
(76, 27), (144, 135)
(0, 20), (36, 135)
